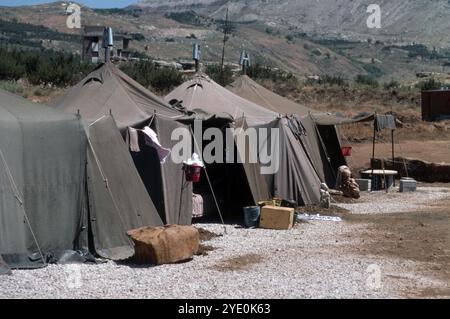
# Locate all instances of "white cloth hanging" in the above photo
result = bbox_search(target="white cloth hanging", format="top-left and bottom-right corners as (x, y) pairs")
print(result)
(142, 126), (171, 163)
(128, 127), (140, 153)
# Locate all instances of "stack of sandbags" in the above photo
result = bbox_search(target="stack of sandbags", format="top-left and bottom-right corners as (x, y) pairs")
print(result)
(127, 225), (199, 265)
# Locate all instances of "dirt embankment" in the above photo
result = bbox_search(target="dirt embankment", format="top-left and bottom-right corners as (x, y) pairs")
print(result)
(347, 140), (450, 173)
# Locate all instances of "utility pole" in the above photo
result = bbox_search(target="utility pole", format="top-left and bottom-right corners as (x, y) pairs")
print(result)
(220, 8), (229, 85)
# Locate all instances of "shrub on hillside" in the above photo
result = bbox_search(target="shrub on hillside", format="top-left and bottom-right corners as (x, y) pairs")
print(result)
(247, 63), (297, 83)
(318, 75), (348, 87)
(0, 80), (24, 94)
(383, 79), (400, 90)
(416, 78), (445, 91)
(355, 74), (379, 88)
(0, 47), (94, 87)
(205, 64), (234, 86)
(120, 61), (183, 93)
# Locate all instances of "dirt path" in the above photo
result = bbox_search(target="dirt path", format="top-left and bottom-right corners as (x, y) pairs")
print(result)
(347, 140), (450, 172)
(336, 187), (450, 298)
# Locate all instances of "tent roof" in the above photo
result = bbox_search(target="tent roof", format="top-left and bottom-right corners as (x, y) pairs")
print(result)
(51, 63), (183, 131)
(227, 75), (361, 126)
(1, 89), (79, 123)
(165, 73), (278, 126)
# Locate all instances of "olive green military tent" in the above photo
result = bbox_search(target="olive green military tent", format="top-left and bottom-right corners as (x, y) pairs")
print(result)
(228, 75), (348, 186)
(51, 63), (192, 225)
(0, 89), (88, 269)
(166, 73), (322, 209)
(0, 90), (163, 271)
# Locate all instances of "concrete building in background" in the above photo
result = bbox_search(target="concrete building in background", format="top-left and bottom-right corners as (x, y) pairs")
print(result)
(82, 26), (132, 63)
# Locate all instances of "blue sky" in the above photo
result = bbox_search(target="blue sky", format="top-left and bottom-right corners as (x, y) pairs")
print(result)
(0, 1), (136, 8)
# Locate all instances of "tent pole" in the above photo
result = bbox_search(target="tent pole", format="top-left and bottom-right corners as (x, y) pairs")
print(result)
(371, 114), (377, 192)
(391, 129), (395, 187)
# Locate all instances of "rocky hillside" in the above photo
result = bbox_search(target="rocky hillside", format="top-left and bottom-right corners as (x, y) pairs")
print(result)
(136, 0), (450, 48)
(0, 1), (448, 83)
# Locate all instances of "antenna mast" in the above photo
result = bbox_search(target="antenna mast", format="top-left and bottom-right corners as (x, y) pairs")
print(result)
(220, 8), (229, 84)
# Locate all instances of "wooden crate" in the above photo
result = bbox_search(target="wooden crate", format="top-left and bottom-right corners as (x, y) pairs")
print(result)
(260, 205), (295, 230)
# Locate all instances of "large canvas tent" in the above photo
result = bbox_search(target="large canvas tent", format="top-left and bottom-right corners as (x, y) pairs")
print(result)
(0, 90), (164, 271)
(52, 63), (192, 225)
(0, 90), (88, 269)
(166, 73), (323, 209)
(228, 75), (348, 186)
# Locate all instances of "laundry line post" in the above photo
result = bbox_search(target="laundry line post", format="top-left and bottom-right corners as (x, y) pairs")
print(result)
(371, 113), (377, 192)
(391, 127), (395, 187)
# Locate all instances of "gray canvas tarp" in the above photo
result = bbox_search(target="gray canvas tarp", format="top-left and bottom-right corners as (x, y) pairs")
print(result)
(0, 90), (88, 269)
(154, 116), (193, 225)
(87, 115), (164, 260)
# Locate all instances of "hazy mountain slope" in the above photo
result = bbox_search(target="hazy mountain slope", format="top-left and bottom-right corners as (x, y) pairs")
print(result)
(137, 0), (450, 48)
(0, 1), (447, 82)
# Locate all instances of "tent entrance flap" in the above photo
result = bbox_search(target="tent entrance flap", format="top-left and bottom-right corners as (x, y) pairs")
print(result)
(128, 116), (193, 226)
(130, 136), (166, 222)
(190, 122), (258, 223)
(193, 162), (255, 223)
(87, 115), (163, 261)
(316, 124), (347, 186)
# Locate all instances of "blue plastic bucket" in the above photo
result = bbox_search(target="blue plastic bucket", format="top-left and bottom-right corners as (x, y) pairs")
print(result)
(243, 206), (260, 228)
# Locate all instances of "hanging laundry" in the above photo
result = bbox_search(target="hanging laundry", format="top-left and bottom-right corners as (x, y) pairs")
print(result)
(192, 193), (204, 218)
(128, 127), (140, 153)
(142, 126), (171, 163)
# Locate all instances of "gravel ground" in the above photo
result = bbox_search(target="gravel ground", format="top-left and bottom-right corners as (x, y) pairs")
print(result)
(1, 187), (449, 299)
(336, 187), (450, 214)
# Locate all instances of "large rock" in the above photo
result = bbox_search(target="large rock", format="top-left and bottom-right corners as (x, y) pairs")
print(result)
(127, 225), (199, 265)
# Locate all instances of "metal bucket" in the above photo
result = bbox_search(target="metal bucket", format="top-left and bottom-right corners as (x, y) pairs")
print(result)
(243, 206), (260, 229)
